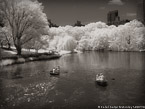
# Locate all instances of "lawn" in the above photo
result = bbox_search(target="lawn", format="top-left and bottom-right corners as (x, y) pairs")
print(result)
(0, 47), (61, 66)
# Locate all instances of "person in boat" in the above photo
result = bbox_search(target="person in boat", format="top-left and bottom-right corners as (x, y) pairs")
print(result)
(100, 73), (105, 81)
(96, 73), (105, 81)
(96, 73), (107, 86)
(52, 68), (56, 73)
(55, 66), (60, 72)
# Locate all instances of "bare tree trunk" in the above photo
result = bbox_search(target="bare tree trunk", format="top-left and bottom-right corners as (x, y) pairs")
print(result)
(16, 45), (22, 56)
(0, 41), (4, 48)
(15, 39), (22, 56)
(8, 43), (11, 49)
(1, 43), (3, 48)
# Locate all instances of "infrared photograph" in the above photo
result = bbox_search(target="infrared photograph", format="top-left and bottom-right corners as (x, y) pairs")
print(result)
(0, 0), (145, 109)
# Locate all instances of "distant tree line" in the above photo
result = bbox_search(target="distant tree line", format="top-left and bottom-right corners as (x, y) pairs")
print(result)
(48, 19), (85, 28)
(48, 19), (59, 28)
(74, 21), (85, 27)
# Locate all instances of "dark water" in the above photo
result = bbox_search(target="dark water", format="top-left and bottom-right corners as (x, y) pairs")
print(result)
(0, 52), (145, 109)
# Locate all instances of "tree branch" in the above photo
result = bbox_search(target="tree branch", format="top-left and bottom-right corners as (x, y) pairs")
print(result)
(21, 36), (33, 45)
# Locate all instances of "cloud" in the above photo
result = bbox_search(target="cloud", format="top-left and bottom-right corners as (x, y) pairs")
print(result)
(108, 0), (124, 5)
(126, 13), (136, 17)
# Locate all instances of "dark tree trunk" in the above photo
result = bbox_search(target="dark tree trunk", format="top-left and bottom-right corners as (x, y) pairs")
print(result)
(1, 42), (3, 48)
(16, 45), (22, 56)
(8, 43), (11, 49)
(15, 38), (22, 56)
(15, 42), (22, 56)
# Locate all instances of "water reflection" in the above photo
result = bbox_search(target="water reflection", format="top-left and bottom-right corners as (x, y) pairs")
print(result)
(11, 66), (23, 79)
(0, 76), (59, 109)
(0, 52), (145, 108)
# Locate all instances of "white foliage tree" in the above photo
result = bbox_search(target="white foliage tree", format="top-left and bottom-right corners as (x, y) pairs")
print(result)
(57, 36), (77, 52)
(46, 20), (145, 52)
(0, 0), (48, 55)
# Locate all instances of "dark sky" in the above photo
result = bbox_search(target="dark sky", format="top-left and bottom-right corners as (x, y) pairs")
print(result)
(38, 0), (141, 26)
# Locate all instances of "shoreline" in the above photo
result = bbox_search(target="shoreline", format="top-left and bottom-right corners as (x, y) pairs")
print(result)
(0, 53), (61, 66)
(1, 48), (145, 66)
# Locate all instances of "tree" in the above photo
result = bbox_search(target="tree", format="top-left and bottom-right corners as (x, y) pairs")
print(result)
(0, 14), (4, 27)
(0, 27), (13, 49)
(24, 35), (48, 52)
(48, 19), (59, 28)
(74, 21), (84, 27)
(0, 0), (48, 55)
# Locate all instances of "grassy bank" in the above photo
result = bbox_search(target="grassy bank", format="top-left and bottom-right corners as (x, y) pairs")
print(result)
(0, 48), (61, 66)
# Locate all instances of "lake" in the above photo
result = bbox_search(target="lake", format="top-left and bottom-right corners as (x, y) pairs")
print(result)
(0, 51), (145, 109)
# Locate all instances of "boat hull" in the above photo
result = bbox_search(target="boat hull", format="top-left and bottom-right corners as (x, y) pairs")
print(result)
(96, 80), (108, 87)
(50, 71), (60, 75)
